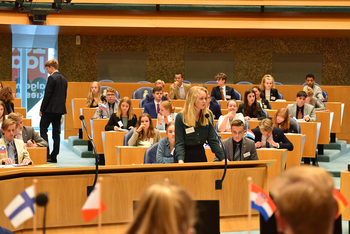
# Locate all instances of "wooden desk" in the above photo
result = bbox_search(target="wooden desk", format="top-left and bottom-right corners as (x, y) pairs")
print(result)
(299, 122), (321, 158)
(102, 131), (128, 165)
(13, 98), (21, 107)
(269, 101), (294, 110)
(326, 102), (344, 134)
(219, 132), (232, 140)
(72, 98), (87, 129)
(81, 108), (97, 141)
(133, 108), (144, 118)
(131, 99), (141, 108)
(266, 109), (277, 117)
(91, 119), (109, 154)
(285, 134), (306, 168)
(257, 149), (288, 182)
(116, 146), (148, 165)
(340, 171), (350, 221)
(23, 118), (32, 127)
(14, 107), (26, 118)
(247, 120), (260, 129)
(27, 147), (47, 164)
(171, 100), (185, 108)
(316, 111), (334, 145)
(0, 162), (274, 232)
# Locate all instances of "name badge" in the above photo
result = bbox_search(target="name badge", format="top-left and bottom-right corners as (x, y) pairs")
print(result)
(271, 96), (276, 100)
(226, 95), (231, 99)
(150, 138), (154, 144)
(118, 121), (123, 127)
(243, 152), (251, 158)
(185, 127), (195, 134)
(20, 148), (24, 154)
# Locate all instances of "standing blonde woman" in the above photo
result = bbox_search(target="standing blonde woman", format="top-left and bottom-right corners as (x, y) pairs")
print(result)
(260, 74), (279, 102)
(86, 81), (103, 107)
(124, 180), (195, 234)
(175, 86), (225, 163)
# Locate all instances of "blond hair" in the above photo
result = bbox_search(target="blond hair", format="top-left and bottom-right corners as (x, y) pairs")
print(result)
(45, 59), (59, 69)
(8, 112), (23, 122)
(181, 86), (210, 127)
(86, 81), (102, 107)
(155, 80), (165, 87)
(1, 119), (16, 134)
(260, 74), (275, 91)
(116, 97), (134, 120)
(305, 86), (314, 97)
(160, 101), (175, 114)
(259, 118), (273, 133)
(125, 180), (194, 234)
(270, 165), (335, 234)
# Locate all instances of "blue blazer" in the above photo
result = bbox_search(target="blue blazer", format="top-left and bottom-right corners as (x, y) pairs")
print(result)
(251, 127), (294, 151)
(209, 100), (222, 119)
(144, 93), (168, 105)
(143, 102), (158, 119)
(211, 86), (236, 101)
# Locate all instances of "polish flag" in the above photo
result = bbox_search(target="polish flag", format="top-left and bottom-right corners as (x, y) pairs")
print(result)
(81, 182), (106, 223)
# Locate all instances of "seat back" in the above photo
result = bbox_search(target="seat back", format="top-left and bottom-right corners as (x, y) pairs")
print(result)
(132, 87), (153, 99)
(182, 80), (192, 84)
(235, 81), (253, 85)
(322, 90), (328, 102)
(317, 98), (326, 107)
(204, 81), (217, 84)
(214, 121), (219, 132)
(290, 117), (301, 133)
(136, 81), (152, 83)
(234, 90), (242, 100)
(123, 129), (134, 146)
(262, 109), (269, 118)
(277, 91), (283, 100)
(275, 82), (284, 85)
(301, 82), (320, 86)
(244, 120), (250, 130)
(144, 142), (159, 164)
(139, 97), (147, 108)
(98, 79), (115, 83)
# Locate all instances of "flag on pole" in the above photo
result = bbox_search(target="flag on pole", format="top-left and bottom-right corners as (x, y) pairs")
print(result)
(333, 188), (348, 219)
(4, 185), (35, 228)
(81, 182), (106, 223)
(250, 183), (276, 221)
(98, 103), (106, 111)
(245, 129), (255, 140)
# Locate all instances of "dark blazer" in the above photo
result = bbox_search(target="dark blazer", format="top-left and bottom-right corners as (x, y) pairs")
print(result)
(237, 103), (267, 120)
(105, 113), (137, 131)
(4, 102), (14, 114)
(262, 88), (279, 102)
(143, 102), (158, 119)
(258, 98), (271, 109)
(22, 126), (48, 147)
(211, 86), (236, 101)
(251, 127), (293, 151)
(40, 71), (68, 114)
(209, 99), (222, 119)
(214, 136), (258, 161)
(144, 93), (168, 105)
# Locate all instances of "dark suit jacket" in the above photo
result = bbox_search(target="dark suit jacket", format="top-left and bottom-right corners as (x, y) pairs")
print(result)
(211, 86), (236, 101)
(259, 98), (271, 109)
(262, 88), (279, 102)
(251, 127), (293, 151)
(22, 126), (48, 147)
(214, 137), (258, 161)
(143, 102), (158, 119)
(144, 94), (168, 106)
(105, 113), (138, 131)
(209, 99), (222, 119)
(40, 71), (68, 114)
(4, 102), (14, 114)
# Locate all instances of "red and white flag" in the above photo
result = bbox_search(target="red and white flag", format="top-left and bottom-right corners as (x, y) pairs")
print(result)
(81, 182), (106, 223)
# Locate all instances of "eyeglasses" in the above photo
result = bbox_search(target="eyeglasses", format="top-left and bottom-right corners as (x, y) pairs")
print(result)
(106, 94), (116, 97)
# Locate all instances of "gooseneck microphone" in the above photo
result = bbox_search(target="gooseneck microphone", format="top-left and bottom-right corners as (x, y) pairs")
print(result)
(36, 193), (48, 234)
(205, 113), (228, 190)
(80, 115), (99, 196)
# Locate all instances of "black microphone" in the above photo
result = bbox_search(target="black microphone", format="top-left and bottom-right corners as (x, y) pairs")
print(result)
(36, 193), (48, 234)
(205, 113), (228, 190)
(79, 115), (99, 197)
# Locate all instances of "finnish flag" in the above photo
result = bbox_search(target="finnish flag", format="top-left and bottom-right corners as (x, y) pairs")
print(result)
(4, 185), (35, 228)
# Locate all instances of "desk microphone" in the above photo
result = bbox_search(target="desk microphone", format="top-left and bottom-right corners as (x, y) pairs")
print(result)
(36, 193), (48, 234)
(205, 113), (228, 190)
(80, 115), (99, 196)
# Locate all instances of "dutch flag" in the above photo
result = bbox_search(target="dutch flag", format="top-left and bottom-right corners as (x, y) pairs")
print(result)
(250, 183), (276, 221)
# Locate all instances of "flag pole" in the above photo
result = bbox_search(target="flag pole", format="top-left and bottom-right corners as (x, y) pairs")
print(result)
(98, 177), (103, 234)
(247, 177), (252, 234)
(32, 179), (38, 234)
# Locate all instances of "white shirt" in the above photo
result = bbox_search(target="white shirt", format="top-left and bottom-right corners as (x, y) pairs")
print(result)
(178, 83), (186, 100)
(221, 85), (226, 101)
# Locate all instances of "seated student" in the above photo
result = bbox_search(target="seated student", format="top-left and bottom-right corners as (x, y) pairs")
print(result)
(303, 73), (325, 101)
(214, 119), (258, 161)
(8, 112), (48, 148)
(157, 122), (176, 163)
(270, 165), (336, 234)
(252, 86), (271, 109)
(143, 86), (163, 119)
(144, 80), (170, 105)
(0, 119), (32, 165)
(286, 91), (317, 122)
(169, 73), (192, 100)
(128, 113), (161, 147)
(207, 95), (222, 120)
(218, 100), (244, 132)
(272, 108), (298, 133)
(252, 118), (294, 151)
(105, 97), (137, 131)
(237, 89), (266, 120)
(124, 180), (194, 234)
(260, 74), (279, 102)
(211, 73), (236, 101)
(0, 87), (15, 114)
(93, 87), (118, 119)
(86, 81), (104, 108)
(305, 87), (326, 111)
(156, 101), (177, 131)
(0, 100), (8, 129)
